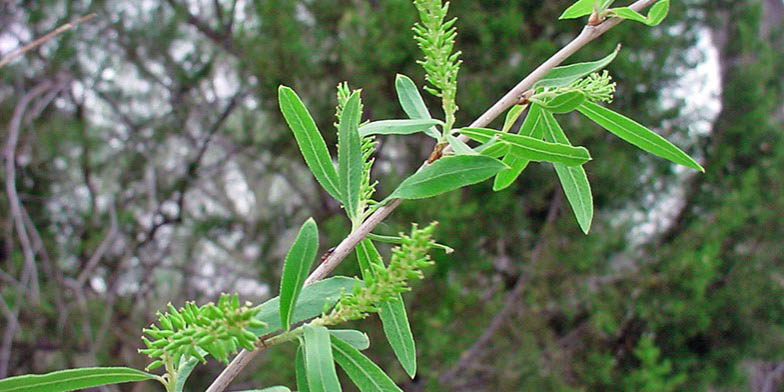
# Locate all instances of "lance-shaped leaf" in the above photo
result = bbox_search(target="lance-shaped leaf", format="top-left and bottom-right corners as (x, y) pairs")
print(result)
(0, 367), (157, 392)
(541, 111), (594, 234)
(338, 92), (363, 221)
(279, 218), (319, 331)
(559, 0), (595, 19)
(502, 104), (527, 133)
(539, 90), (587, 114)
(446, 135), (478, 155)
(331, 336), (403, 392)
(536, 45), (620, 89)
(355, 240), (417, 378)
(279, 86), (342, 201)
(252, 277), (360, 336)
(173, 349), (208, 392)
(303, 325), (342, 392)
(379, 298), (417, 378)
(236, 388), (292, 392)
(494, 104), (546, 191)
(461, 128), (591, 167)
(609, 0), (669, 26)
(578, 101), (704, 172)
(329, 330), (370, 351)
(296, 344), (310, 392)
(395, 74), (441, 139)
(386, 155), (507, 200)
(359, 119), (441, 138)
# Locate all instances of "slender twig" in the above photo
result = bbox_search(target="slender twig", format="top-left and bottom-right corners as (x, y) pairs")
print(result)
(0, 13), (96, 68)
(4, 80), (55, 304)
(77, 203), (119, 287)
(206, 2), (657, 390)
(0, 295), (19, 378)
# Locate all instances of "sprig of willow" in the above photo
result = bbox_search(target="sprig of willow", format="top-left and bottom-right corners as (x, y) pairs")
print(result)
(206, 1), (661, 390)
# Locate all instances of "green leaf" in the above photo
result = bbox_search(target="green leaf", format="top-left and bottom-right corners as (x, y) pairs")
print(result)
(235, 388), (292, 392)
(279, 86), (342, 201)
(461, 128), (591, 167)
(379, 296), (417, 378)
(647, 0), (670, 25)
(279, 218), (319, 331)
(329, 330), (370, 351)
(446, 135), (478, 155)
(541, 111), (594, 234)
(338, 92), (363, 221)
(252, 277), (360, 336)
(539, 90), (586, 114)
(478, 142), (509, 159)
(501, 104), (527, 133)
(173, 350), (206, 392)
(331, 336), (403, 392)
(0, 367), (157, 392)
(536, 46), (620, 89)
(355, 240), (416, 378)
(578, 101), (704, 171)
(609, 0), (669, 26)
(395, 74), (441, 139)
(493, 104), (546, 191)
(559, 0), (595, 20)
(303, 325), (342, 392)
(296, 344), (310, 392)
(359, 119), (441, 138)
(386, 155), (507, 200)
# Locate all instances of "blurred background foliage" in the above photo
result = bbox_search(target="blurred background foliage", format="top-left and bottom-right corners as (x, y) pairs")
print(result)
(1, 0), (782, 390)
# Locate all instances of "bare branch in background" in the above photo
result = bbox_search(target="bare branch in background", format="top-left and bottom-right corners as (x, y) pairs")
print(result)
(4, 80), (55, 304)
(0, 13), (96, 68)
(439, 190), (562, 387)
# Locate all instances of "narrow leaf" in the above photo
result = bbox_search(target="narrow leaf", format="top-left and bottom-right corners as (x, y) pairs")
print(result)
(303, 325), (342, 392)
(387, 155), (507, 200)
(296, 344), (310, 392)
(541, 111), (594, 234)
(395, 74), (441, 139)
(329, 330), (370, 351)
(559, 0), (595, 19)
(536, 46), (620, 89)
(355, 240), (416, 378)
(502, 104), (527, 133)
(279, 218), (319, 331)
(235, 388), (292, 392)
(252, 277), (360, 336)
(539, 90), (586, 114)
(578, 101), (704, 171)
(359, 119), (441, 138)
(493, 104), (545, 191)
(338, 92), (363, 221)
(446, 135), (478, 155)
(461, 128), (591, 167)
(331, 336), (403, 392)
(478, 142), (509, 159)
(610, 0), (669, 26)
(379, 297), (417, 378)
(173, 349), (207, 392)
(279, 86), (342, 201)
(0, 367), (156, 392)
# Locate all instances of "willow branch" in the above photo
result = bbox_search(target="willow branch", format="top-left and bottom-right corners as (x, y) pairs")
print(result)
(206, 1), (657, 390)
